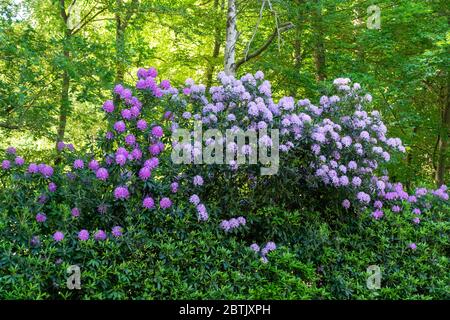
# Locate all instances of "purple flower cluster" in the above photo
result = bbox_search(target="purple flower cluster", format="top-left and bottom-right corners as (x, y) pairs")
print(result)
(78, 229), (89, 241)
(96, 168), (109, 180)
(151, 126), (164, 138)
(162, 70), (450, 257)
(103, 100), (114, 113)
(138, 166), (151, 180)
(193, 175), (204, 186)
(135, 67), (173, 98)
(71, 207), (80, 218)
(159, 197), (172, 209)
(114, 186), (130, 200)
(94, 230), (107, 241)
(48, 182), (57, 192)
(76, 228), (116, 242)
(24, 163), (54, 178)
(250, 241), (277, 263)
(171, 182), (179, 193)
(15, 156), (25, 166)
(88, 159), (100, 171)
(57, 141), (75, 152)
(112, 226), (123, 237)
(1, 159), (11, 170)
(36, 213), (47, 223)
(1, 68), (200, 245)
(143, 196), (155, 209)
(196, 203), (208, 221)
(220, 216), (246, 232)
(355, 181), (450, 227)
(53, 231), (64, 242)
(186, 194), (208, 221)
(73, 159), (84, 169)
(432, 185), (449, 201)
(189, 194), (200, 205)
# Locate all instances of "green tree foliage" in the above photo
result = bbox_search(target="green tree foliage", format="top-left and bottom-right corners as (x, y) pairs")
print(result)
(1, 0), (447, 185)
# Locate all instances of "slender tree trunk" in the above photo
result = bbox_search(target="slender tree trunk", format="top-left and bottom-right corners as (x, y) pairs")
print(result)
(293, 37), (302, 70)
(435, 75), (450, 186)
(56, 1), (71, 153)
(312, 0), (326, 82)
(224, 0), (237, 76)
(56, 50), (70, 146)
(206, 0), (223, 89)
(290, 1), (304, 96)
(292, 0), (304, 69)
(289, 0), (305, 96)
(288, 37), (302, 97)
(405, 127), (418, 191)
(115, 0), (126, 84)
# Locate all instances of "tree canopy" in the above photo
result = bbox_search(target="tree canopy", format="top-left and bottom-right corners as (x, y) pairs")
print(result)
(0, 0), (448, 186)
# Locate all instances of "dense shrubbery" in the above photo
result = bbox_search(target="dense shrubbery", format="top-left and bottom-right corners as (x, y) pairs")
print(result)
(0, 68), (448, 299)
(287, 205), (449, 299)
(0, 215), (324, 299)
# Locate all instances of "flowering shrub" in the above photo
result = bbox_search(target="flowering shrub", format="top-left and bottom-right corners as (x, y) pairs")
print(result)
(0, 70), (194, 249)
(163, 71), (448, 239)
(0, 67), (448, 299)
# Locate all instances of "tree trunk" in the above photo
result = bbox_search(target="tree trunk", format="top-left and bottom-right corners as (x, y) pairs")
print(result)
(224, 0), (237, 76)
(56, 1), (71, 153)
(405, 127), (418, 191)
(290, 2), (304, 96)
(435, 75), (450, 186)
(292, 0), (304, 68)
(312, 0), (326, 82)
(56, 51), (70, 146)
(206, 0), (223, 89)
(293, 38), (302, 71)
(287, 34), (303, 97)
(115, 0), (126, 84)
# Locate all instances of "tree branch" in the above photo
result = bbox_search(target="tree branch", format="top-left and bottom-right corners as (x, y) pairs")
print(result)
(235, 22), (294, 71)
(70, 3), (100, 30)
(71, 7), (107, 35)
(0, 122), (20, 130)
(60, 0), (69, 23)
(244, 0), (266, 60)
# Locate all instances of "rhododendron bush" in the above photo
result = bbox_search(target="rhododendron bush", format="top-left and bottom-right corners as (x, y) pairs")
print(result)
(166, 71), (447, 225)
(0, 68), (448, 299)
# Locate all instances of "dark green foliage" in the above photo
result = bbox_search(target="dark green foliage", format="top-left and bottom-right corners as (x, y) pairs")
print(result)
(0, 204), (325, 299)
(287, 205), (450, 299)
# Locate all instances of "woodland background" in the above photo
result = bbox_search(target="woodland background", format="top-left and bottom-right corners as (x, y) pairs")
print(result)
(0, 0), (448, 188)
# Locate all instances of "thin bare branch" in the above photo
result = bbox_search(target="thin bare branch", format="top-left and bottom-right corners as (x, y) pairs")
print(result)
(71, 7), (107, 35)
(244, 0), (266, 60)
(235, 21), (294, 71)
